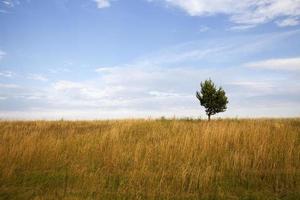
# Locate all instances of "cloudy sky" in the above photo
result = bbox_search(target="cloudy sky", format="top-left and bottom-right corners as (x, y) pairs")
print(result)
(0, 0), (300, 119)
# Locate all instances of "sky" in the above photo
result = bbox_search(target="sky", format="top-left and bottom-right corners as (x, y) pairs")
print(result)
(0, 0), (300, 119)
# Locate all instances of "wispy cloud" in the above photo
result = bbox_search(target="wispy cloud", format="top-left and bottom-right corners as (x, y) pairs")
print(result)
(0, 70), (14, 78)
(0, 9), (10, 13)
(27, 73), (48, 82)
(245, 57), (300, 71)
(2, 63), (299, 119)
(40, 30), (298, 118)
(0, 96), (7, 100)
(95, 67), (116, 73)
(227, 81), (276, 95)
(1, 30), (300, 119)
(94, 0), (111, 8)
(52, 80), (116, 101)
(0, 0), (22, 14)
(155, 0), (300, 27)
(148, 90), (185, 98)
(1, 0), (20, 8)
(56, 31), (300, 118)
(111, 29), (299, 69)
(48, 68), (70, 74)
(276, 18), (300, 27)
(198, 25), (210, 32)
(229, 24), (256, 31)
(0, 83), (20, 89)
(0, 50), (6, 60)
(1, 0), (14, 7)
(53, 80), (84, 91)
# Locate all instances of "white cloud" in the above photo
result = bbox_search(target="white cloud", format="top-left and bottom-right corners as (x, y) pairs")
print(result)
(158, 0), (300, 27)
(148, 90), (185, 97)
(229, 24), (256, 31)
(0, 50), (6, 60)
(245, 57), (300, 71)
(0, 0), (21, 13)
(27, 73), (48, 82)
(2, 62), (300, 119)
(0, 96), (7, 100)
(48, 65), (210, 115)
(52, 80), (118, 101)
(0, 83), (20, 89)
(1, 30), (300, 119)
(57, 31), (300, 118)
(228, 81), (276, 95)
(198, 25), (210, 32)
(48, 68), (70, 74)
(0, 70), (14, 78)
(2, 0), (13, 7)
(53, 80), (84, 91)
(276, 17), (300, 27)
(95, 67), (116, 73)
(1, 0), (20, 8)
(94, 0), (111, 8)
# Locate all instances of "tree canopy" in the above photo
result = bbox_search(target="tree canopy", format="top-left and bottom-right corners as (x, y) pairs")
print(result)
(196, 79), (228, 120)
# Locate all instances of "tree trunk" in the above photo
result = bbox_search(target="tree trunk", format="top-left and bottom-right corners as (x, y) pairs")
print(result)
(208, 114), (211, 121)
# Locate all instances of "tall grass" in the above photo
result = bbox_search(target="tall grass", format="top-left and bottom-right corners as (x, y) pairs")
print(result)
(0, 119), (299, 199)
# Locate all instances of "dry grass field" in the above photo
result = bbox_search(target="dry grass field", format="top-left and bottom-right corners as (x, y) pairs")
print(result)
(0, 119), (299, 200)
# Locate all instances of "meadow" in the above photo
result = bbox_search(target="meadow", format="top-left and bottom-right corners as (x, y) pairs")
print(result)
(0, 119), (299, 200)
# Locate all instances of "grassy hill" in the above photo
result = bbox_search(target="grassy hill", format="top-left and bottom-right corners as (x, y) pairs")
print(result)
(0, 119), (299, 199)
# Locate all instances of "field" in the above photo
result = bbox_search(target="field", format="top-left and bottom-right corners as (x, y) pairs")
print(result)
(0, 119), (299, 200)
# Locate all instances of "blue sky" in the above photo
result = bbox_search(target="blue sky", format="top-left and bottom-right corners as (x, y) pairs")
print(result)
(0, 0), (300, 119)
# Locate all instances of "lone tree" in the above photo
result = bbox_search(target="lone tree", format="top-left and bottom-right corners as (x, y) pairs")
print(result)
(196, 79), (228, 121)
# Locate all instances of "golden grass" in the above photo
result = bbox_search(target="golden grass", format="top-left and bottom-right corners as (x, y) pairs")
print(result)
(0, 119), (299, 199)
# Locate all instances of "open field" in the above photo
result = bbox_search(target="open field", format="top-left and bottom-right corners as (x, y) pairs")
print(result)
(0, 119), (299, 200)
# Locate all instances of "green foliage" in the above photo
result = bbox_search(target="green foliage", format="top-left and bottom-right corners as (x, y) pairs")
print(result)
(196, 79), (228, 120)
